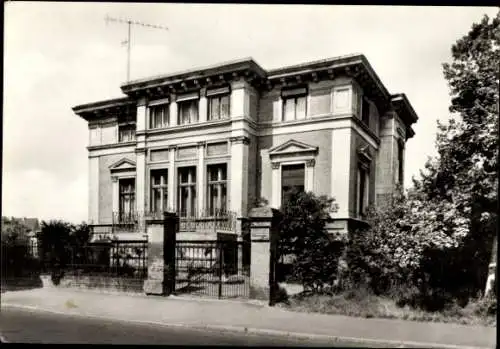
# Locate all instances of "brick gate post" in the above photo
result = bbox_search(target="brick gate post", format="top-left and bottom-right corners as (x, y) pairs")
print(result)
(248, 206), (282, 306)
(143, 212), (178, 296)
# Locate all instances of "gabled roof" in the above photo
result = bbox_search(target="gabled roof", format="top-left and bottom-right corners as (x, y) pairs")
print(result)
(269, 139), (319, 156)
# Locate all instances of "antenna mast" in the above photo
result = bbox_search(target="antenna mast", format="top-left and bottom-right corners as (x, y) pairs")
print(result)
(105, 15), (169, 82)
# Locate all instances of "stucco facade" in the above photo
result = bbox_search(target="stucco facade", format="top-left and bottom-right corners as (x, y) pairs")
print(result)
(73, 54), (418, 239)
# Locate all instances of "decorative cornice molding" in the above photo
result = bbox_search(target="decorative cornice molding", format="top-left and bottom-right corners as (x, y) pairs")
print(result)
(135, 148), (147, 154)
(197, 141), (207, 147)
(306, 159), (316, 167)
(87, 141), (137, 151)
(230, 136), (250, 145)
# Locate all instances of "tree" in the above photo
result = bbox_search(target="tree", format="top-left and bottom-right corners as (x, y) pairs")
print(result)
(413, 11), (499, 298)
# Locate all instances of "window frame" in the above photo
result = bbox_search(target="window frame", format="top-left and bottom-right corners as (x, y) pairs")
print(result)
(119, 178), (136, 221)
(206, 163), (228, 216)
(177, 99), (199, 125)
(207, 94), (231, 121)
(361, 97), (370, 126)
(149, 103), (170, 129)
(150, 169), (169, 213)
(118, 124), (136, 143)
(177, 166), (197, 217)
(281, 86), (308, 122)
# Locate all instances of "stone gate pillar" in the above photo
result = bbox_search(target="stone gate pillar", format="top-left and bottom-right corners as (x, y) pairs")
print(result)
(143, 212), (178, 296)
(248, 206), (282, 305)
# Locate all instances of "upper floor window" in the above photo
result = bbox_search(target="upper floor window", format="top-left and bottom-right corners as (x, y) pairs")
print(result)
(149, 103), (169, 129)
(118, 124), (136, 143)
(282, 87), (307, 122)
(208, 95), (230, 120)
(357, 165), (368, 218)
(207, 86), (231, 121)
(178, 99), (199, 125)
(361, 98), (370, 126)
(398, 141), (404, 184)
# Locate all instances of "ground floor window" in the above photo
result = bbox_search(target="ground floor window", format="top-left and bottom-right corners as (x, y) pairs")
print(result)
(178, 166), (197, 217)
(119, 178), (135, 222)
(151, 169), (168, 213)
(207, 163), (227, 215)
(281, 163), (305, 207)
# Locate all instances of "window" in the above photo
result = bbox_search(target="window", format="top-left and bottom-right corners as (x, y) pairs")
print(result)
(150, 104), (169, 129)
(119, 178), (135, 222)
(357, 166), (368, 218)
(118, 124), (136, 142)
(361, 98), (370, 125)
(283, 96), (307, 121)
(208, 94), (230, 120)
(281, 164), (305, 207)
(398, 141), (404, 184)
(151, 170), (168, 213)
(178, 167), (197, 217)
(178, 99), (199, 125)
(207, 164), (227, 215)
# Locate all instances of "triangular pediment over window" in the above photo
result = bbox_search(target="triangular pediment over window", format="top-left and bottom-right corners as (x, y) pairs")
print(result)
(109, 158), (136, 172)
(268, 139), (318, 158)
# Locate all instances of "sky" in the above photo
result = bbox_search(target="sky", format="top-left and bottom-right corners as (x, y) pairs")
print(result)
(3, 3), (498, 224)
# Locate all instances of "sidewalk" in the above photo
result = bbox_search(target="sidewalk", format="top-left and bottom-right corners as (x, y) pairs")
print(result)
(1, 288), (496, 349)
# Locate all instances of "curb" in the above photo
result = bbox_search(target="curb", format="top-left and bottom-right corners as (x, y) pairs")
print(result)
(1, 303), (491, 349)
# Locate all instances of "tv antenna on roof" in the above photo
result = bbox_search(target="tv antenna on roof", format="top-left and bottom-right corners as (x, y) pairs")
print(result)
(105, 15), (169, 83)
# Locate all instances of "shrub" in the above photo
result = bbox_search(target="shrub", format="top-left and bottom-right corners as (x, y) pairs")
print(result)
(277, 190), (341, 293)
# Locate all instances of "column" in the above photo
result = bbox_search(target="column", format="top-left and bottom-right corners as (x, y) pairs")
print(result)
(88, 156), (99, 224)
(169, 94), (177, 127)
(270, 162), (281, 209)
(197, 141), (205, 216)
(136, 149), (147, 215)
(112, 176), (119, 217)
(168, 147), (176, 211)
(230, 136), (249, 216)
(305, 159), (315, 192)
(199, 88), (207, 123)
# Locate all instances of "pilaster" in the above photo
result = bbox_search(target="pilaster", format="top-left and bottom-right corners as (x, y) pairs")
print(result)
(331, 128), (351, 218)
(270, 162), (281, 209)
(230, 136), (250, 216)
(197, 141), (206, 215)
(305, 159), (315, 192)
(88, 157), (99, 224)
(169, 94), (177, 127)
(199, 88), (207, 123)
(111, 175), (119, 214)
(168, 146), (176, 211)
(136, 97), (148, 132)
(135, 148), (147, 214)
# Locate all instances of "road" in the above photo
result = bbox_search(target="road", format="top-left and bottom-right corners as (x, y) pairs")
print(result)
(0, 307), (373, 346)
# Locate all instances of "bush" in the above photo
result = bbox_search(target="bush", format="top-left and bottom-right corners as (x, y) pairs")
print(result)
(277, 190), (341, 293)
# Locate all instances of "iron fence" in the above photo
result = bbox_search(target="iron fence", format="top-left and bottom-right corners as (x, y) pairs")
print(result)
(174, 240), (250, 299)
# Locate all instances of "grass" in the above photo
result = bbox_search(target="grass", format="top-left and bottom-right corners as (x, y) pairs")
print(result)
(277, 287), (497, 327)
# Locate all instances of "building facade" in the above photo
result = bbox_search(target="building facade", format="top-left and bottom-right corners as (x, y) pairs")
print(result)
(73, 54), (418, 241)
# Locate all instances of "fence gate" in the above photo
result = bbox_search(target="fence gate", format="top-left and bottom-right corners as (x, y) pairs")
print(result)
(174, 239), (250, 299)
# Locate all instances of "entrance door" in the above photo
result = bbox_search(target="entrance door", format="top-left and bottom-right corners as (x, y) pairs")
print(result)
(281, 164), (305, 207)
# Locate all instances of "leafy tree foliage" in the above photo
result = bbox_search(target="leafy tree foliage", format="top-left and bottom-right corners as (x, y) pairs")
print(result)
(277, 190), (341, 293)
(344, 12), (499, 307)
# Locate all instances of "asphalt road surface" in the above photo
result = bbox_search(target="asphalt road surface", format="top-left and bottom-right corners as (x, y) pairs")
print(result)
(0, 307), (375, 346)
